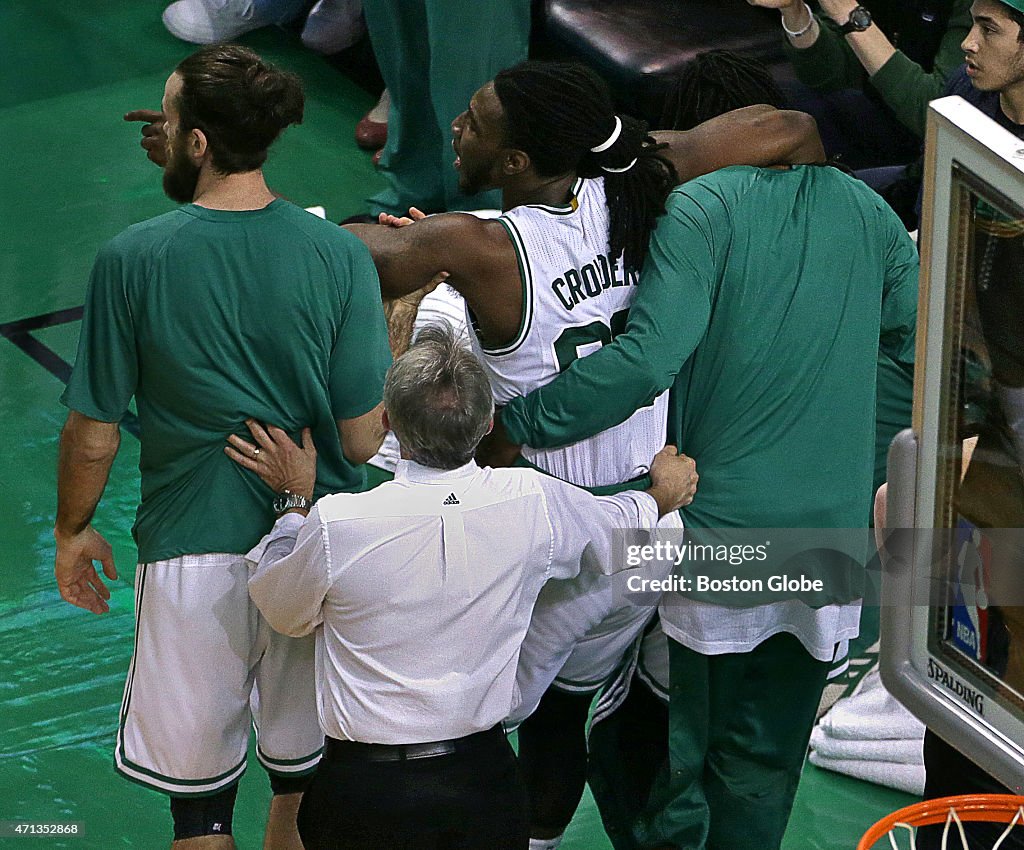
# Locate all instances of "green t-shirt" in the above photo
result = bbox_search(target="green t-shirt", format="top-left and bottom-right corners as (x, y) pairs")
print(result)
(62, 200), (391, 562)
(503, 165), (919, 530)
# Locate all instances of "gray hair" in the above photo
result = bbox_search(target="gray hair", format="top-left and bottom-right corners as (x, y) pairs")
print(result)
(384, 322), (495, 470)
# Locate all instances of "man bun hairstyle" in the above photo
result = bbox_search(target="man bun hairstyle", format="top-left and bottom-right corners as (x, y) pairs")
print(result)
(493, 61), (678, 274)
(175, 44), (304, 174)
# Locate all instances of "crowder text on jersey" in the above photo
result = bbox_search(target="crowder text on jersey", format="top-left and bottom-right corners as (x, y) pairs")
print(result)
(552, 253), (639, 311)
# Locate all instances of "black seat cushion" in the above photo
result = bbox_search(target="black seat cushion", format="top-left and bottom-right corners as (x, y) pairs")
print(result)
(543, 0), (785, 123)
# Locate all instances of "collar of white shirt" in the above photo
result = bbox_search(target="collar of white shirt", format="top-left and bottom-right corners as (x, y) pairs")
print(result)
(394, 458), (480, 484)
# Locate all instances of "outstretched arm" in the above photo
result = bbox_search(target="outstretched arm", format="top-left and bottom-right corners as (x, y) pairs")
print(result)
(655, 105), (825, 184)
(345, 214), (510, 299)
(345, 214), (521, 346)
(543, 446), (699, 579)
(755, 0), (972, 137)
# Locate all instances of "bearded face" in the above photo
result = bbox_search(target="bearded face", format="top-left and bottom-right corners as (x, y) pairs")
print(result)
(162, 130), (201, 204)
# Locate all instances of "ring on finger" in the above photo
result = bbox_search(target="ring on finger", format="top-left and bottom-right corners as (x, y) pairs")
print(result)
(253, 447), (261, 457)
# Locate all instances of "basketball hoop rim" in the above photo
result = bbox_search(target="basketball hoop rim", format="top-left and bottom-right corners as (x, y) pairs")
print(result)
(858, 794), (1024, 848)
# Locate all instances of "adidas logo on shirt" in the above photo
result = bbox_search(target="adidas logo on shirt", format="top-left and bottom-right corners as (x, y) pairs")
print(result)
(442, 493), (460, 505)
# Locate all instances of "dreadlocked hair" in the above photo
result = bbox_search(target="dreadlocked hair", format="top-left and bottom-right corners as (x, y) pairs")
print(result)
(493, 61), (678, 274)
(660, 49), (787, 131)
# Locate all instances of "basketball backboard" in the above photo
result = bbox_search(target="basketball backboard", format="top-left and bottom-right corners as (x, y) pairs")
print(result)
(882, 95), (1024, 793)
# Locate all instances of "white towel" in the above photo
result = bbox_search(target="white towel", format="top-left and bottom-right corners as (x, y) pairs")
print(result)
(809, 724), (922, 764)
(808, 750), (925, 796)
(817, 670), (926, 742)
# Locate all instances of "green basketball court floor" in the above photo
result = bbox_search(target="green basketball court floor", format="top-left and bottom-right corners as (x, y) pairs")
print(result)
(0, 3), (916, 846)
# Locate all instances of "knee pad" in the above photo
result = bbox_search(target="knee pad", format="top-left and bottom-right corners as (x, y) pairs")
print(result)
(269, 771), (313, 797)
(170, 783), (238, 841)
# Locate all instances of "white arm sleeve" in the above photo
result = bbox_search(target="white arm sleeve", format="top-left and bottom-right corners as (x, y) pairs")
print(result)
(246, 507), (331, 637)
(537, 476), (660, 579)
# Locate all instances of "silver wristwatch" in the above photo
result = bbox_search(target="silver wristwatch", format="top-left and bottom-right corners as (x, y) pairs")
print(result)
(273, 490), (313, 515)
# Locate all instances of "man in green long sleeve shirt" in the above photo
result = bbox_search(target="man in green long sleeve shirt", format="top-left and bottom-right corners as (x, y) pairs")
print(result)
(500, 163), (919, 849)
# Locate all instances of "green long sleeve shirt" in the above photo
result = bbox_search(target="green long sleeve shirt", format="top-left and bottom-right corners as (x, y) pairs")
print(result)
(502, 166), (919, 530)
(785, 0), (972, 137)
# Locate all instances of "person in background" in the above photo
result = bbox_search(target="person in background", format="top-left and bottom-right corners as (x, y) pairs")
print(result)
(947, 0), (1024, 130)
(160, 0), (364, 56)
(749, 0), (972, 171)
(659, 49), (789, 131)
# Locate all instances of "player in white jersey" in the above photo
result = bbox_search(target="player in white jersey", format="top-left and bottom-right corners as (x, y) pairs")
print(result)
(346, 60), (824, 848)
(479, 173), (676, 721)
(480, 176), (668, 488)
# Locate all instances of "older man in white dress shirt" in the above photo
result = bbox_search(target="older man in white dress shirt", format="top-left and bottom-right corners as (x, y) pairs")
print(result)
(226, 324), (697, 850)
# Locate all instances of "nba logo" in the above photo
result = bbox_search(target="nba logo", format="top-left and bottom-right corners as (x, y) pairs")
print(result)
(950, 519), (991, 662)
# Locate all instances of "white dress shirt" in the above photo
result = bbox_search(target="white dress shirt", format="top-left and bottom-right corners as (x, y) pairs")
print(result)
(246, 459), (659, 745)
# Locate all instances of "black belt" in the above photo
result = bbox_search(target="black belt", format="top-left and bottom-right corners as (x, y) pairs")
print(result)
(324, 725), (505, 763)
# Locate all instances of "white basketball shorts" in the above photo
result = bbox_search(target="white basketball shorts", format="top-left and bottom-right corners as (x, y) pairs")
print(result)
(114, 553), (323, 796)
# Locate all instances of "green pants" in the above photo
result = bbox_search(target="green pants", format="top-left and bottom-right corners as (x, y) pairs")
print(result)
(362, 0), (529, 215)
(643, 633), (831, 850)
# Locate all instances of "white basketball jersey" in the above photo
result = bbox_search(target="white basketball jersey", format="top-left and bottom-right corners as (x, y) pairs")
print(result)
(472, 177), (668, 488)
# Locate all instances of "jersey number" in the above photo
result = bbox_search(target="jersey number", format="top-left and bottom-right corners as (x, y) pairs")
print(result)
(553, 308), (629, 373)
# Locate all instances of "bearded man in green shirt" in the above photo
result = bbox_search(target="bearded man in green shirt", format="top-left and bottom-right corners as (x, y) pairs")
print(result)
(55, 45), (391, 849)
